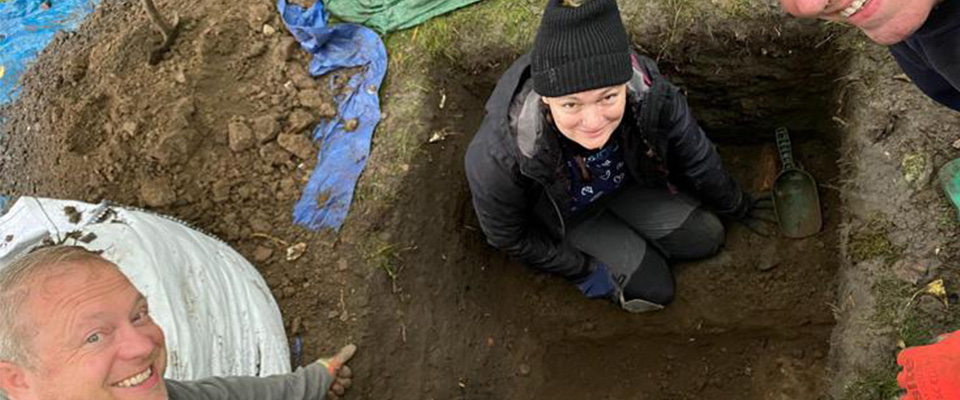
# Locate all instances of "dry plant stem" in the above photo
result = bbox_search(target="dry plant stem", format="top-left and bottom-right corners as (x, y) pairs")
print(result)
(142, 0), (181, 64)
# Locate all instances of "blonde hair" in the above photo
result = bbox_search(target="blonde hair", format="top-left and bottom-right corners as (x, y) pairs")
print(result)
(561, 0), (589, 8)
(0, 246), (109, 367)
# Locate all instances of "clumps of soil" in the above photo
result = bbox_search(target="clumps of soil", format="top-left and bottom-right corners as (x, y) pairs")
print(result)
(0, 0), (362, 239)
(0, 0), (365, 365)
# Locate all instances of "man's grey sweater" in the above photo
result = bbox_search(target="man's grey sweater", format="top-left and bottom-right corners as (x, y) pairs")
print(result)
(166, 362), (333, 400)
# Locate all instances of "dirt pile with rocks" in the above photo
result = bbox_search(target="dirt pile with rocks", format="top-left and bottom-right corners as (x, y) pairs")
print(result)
(0, 0), (369, 370)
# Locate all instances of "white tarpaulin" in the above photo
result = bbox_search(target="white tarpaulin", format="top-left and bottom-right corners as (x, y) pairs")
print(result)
(0, 197), (290, 380)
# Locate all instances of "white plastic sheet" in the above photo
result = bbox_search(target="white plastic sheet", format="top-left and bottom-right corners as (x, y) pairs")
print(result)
(0, 197), (291, 380)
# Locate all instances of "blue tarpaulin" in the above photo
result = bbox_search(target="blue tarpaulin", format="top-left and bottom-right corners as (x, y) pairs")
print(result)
(278, 0), (387, 231)
(1, 0), (99, 105)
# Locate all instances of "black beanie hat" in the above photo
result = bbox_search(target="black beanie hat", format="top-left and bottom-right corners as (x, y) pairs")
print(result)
(531, 0), (632, 97)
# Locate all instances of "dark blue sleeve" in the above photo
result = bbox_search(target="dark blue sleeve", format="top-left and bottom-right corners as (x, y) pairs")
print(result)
(889, 27), (960, 112)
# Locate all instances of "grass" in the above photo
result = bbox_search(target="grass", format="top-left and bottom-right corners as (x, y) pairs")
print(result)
(354, 0), (541, 208)
(843, 366), (901, 400)
(871, 277), (939, 347)
(364, 239), (403, 283)
(848, 215), (902, 265)
(936, 210), (958, 230)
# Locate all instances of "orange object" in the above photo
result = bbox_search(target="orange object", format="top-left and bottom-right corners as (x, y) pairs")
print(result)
(753, 143), (779, 192)
(898, 332), (960, 400)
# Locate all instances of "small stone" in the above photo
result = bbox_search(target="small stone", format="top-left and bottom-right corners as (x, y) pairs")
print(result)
(756, 242), (780, 272)
(237, 185), (255, 200)
(518, 364), (531, 376)
(273, 36), (298, 63)
(952, 138), (960, 150)
(228, 118), (255, 152)
(343, 118), (359, 132)
(211, 180), (232, 203)
(327, 310), (340, 319)
(297, 89), (325, 109)
(247, 3), (272, 28)
(893, 258), (935, 285)
(245, 41), (267, 59)
(290, 65), (317, 90)
(337, 258), (349, 271)
(248, 212), (272, 232)
(318, 102), (337, 118)
(282, 286), (296, 298)
(252, 115), (280, 143)
(174, 71), (187, 84)
(262, 24), (277, 35)
(78, 232), (97, 244)
(140, 177), (177, 208)
(286, 109), (316, 133)
(757, 260), (780, 272)
(277, 133), (316, 160)
(278, 177), (298, 199)
(151, 127), (199, 167)
(252, 246), (274, 262)
(63, 206), (82, 224)
(122, 121), (138, 136)
(259, 142), (291, 166)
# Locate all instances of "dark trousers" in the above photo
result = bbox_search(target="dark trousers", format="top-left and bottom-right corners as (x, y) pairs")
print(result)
(567, 185), (725, 305)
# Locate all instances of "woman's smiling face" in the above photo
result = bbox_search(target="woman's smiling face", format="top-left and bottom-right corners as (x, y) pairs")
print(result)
(542, 84), (628, 150)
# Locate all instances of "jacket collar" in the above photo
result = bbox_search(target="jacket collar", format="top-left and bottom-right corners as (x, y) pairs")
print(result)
(511, 52), (652, 162)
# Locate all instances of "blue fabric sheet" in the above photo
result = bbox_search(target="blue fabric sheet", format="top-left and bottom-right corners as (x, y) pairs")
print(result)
(1, 0), (99, 105)
(278, 0), (387, 231)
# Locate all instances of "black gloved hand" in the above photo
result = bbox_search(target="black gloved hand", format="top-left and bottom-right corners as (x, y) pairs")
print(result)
(729, 191), (777, 237)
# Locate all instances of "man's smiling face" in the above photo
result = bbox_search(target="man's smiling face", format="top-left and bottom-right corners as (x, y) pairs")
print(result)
(6, 259), (168, 400)
(779, 0), (940, 44)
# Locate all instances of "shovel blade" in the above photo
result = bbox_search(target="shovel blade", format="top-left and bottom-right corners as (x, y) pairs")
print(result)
(772, 170), (823, 238)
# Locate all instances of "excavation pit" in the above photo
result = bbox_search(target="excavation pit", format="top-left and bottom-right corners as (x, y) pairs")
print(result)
(356, 31), (846, 400)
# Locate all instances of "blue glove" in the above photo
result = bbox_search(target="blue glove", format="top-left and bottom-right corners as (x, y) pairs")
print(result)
(576, 263), (616, 299)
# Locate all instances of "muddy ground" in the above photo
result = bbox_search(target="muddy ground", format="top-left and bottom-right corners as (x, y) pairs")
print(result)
(2, 0), (960, 398)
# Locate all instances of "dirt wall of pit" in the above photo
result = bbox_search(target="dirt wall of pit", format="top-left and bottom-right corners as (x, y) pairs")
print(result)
(3, 0), (960, 399)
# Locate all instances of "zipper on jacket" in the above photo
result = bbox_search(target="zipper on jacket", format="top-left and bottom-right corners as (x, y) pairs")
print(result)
(98, 200), (231, 246)
(520, 167), (566, 237)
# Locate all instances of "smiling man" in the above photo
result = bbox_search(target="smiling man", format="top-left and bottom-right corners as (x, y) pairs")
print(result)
(780, 0), (960, 111)
(0, 246), (355, 400)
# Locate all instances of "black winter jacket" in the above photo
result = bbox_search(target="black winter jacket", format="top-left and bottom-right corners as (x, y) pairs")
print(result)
(889, 0), (960, 112)
(464, 52), (746, 279)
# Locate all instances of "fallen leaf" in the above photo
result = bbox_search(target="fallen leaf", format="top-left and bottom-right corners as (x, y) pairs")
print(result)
(923, 279), (948, 305)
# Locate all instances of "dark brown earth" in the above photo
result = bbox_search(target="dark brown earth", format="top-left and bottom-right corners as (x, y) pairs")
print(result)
(0, 0), (919, 398)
